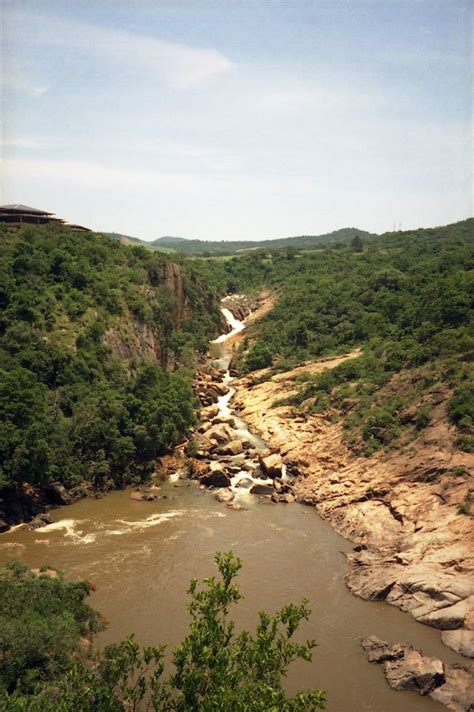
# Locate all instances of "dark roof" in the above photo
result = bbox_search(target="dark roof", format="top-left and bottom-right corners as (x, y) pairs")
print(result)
(0, 204), (53, 215)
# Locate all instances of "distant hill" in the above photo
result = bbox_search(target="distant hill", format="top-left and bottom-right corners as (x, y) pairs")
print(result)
(104, 228), (376, 256)
(152, 228), (376, 256)
(103, 232), (177, 253)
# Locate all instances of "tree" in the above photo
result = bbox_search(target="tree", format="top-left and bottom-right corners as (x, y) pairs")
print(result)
(1, 553), (326, 710)
(351, 235), (363, 253)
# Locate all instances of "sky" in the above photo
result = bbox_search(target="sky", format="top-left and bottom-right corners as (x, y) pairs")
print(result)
(0, 0), (472, 241)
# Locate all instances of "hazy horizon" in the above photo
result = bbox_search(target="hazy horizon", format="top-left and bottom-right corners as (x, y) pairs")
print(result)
(1, 1), (472, 241)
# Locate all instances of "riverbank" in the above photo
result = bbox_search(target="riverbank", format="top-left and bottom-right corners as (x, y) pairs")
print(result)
(230, 353), (473, 696)
(178, 295), (474, 709)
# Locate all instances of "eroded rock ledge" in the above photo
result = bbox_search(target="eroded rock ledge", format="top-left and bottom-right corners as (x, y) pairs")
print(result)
(362, 636), (474, 712)
(232, 356), (474, 667)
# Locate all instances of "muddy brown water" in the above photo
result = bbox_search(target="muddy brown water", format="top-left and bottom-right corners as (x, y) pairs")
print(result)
(0, 308), (466, 710)
(1, 481), (465, 711)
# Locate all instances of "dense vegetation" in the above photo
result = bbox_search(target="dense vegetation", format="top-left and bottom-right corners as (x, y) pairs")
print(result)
(0, 224), (223, 499)
(1, 219), (472, 501)
(217, 219), (474, 453)
(107, 228), (375, 256)
(0, 561), (103, 696)
(0, 554), (326, 710)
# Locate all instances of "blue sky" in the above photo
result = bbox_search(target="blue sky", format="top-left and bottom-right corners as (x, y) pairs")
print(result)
(1, 1), (471, 240)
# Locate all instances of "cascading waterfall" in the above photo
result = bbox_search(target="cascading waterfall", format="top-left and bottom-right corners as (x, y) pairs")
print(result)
(208, 304), (274, 495)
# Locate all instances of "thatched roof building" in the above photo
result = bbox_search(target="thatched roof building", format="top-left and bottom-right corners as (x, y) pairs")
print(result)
(0, 204), (90, 231)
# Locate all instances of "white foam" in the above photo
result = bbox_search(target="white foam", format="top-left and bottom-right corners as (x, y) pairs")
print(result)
(37, 519), (97, 545)
(107, 511), (182, 536)
(211, 308), (246, 344)
(217, 385), (235, 417)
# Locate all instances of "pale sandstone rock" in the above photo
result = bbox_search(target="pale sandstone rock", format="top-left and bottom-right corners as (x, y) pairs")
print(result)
(441, 629), (474, 658)
(431, 666), (474, 712)
(214, 489), (235, 503)
(218, 440), (244, 456)
(384, 648), (445, 694)
(259, 452), (283, 478)
(417, 596), (474, 630)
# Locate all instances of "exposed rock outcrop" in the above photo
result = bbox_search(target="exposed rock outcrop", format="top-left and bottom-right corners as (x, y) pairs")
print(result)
(362, 637), (474, 711)
(45, 482), (73, 506)
(233, 354), (474, 664)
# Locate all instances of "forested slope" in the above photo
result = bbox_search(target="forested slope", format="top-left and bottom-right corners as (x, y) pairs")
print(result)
(0, 224), (224, 516)
(219, 219), (474, 454)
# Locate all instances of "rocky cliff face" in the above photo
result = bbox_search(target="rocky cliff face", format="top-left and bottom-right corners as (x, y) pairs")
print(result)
(103, 262), (190, 370)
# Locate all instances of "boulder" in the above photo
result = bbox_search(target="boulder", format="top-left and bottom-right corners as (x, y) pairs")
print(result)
(210, 382), (230, 396)
(271, 492), (296, 504)
(212, 416), (236, 427)
(130, 490), (156, 502)
(218, 440), (244, 456)
(45, 482), (73, 506)
(207, 424), (234, 444)
(259, 453), (283, 479)
(25, 512), (53, 530)
(200, 472), (232, 488)
(226, 502), (245, 511)
(215, 489), (235, 503)
(250, 484), (275, 495)
(441, 629), (474, 658)
(236, 477), (254, 489)
(362, 638), (445, 696)
(0, 518), (10, 533)
(362, 636), (405, 663)
(201, 405), (219, 420)
(242, 461), (259, 473)
(198, 420), (213, 433)
(384, 649), (445, 695)
(417, 596), (474, 630)
(431, 665), (474, 712)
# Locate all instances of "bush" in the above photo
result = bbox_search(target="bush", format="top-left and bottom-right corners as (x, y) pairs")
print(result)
(0, 562), (103, 695)
(244, 341), (273, 372)
(415, 406), (432, 430)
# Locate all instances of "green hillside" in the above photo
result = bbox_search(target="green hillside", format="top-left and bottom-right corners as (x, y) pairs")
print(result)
(225, 218), (474, 454)
(152, 227), (376, 255)
(0, 224), (223, 502)
(104, 228), (376, 256)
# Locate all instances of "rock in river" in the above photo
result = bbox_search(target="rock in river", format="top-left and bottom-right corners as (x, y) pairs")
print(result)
(217, 440), (244, 456)
(215, 489), (235, 503)
(200, 471), (232, 488)
(259, 453), (283, 478)
(362, 636), (474, 710)
(25, 512), (53, 530)
(250, 483), (275, 495)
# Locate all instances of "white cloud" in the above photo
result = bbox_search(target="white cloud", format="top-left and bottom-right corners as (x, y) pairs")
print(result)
(1, 75), (47, 97)
(9, 11), (234, 87)
(0, 136), (54, 149)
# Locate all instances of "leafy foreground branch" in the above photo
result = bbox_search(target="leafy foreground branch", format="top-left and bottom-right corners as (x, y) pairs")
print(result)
(0, 553), (326, 711)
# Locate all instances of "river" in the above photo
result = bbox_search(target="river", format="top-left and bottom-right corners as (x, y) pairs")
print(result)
(0, 308), (464, 711)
